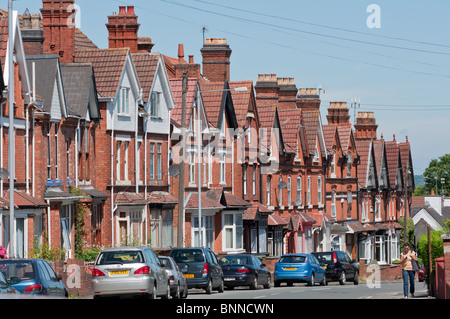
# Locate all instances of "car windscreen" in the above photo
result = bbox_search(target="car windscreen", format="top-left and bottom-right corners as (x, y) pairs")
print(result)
(96, 251), (145, 265)
(0, 261), (36, 281)
(278, 256), (307, 264)
(312, 253), (333, 264)
(171, 249), (205, 263)
(219, 255), (249, 266)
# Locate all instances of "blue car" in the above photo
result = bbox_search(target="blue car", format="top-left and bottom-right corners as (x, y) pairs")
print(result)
(0, 259), (68, 298)
(274, 254), (326, 287)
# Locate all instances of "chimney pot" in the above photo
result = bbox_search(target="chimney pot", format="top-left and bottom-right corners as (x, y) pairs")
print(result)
(118, 6), (127, 15)
(178, 44), (185, 63)
(189, 55), (194, 64)
(127, 6), (136, 15)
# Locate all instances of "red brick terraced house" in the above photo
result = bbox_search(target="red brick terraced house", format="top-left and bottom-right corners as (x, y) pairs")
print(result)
(323, 102), (360, 258)
(74, 6), (176, 249)
(354, 111), (414, 264)
(0, 11), (53, 259)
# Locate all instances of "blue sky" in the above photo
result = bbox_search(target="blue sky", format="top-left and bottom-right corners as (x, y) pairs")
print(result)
(10, 0), (450, 175)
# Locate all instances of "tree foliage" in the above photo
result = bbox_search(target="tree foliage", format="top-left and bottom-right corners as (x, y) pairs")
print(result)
(423, 154), (450, 195)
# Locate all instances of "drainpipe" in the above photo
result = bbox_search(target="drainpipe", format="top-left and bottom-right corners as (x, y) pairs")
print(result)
(75, 119), (80, 188)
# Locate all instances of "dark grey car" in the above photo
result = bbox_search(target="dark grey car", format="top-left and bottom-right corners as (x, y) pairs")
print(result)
(159, 256), (188, 299)
(170, 247), (224, 294)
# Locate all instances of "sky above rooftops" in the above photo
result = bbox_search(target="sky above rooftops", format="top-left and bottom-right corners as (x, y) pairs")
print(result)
(11, 0), (450, 175)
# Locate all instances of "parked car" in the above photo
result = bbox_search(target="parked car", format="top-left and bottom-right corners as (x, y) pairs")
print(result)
(0, 259), (68, 297)
(418, 265), (426, 282)
(170, 247), (224, 294)
(92, 247), (170, 299)
(312, 251), (359, 285)
(0, 271), (20, 296)
(219, 254), (271, 290)
(159, 256), (188, 299)
(274, 254), (326, 287)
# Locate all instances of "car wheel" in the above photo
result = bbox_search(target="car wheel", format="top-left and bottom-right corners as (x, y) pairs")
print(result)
(339, 271), (346, 285)
(307, 273), (315, 286)
(149, 284), (157, 299)
(173, 283), (181, 299)
(182, 284), (189, 299)
(353, 271), (359, 285)
(263, 275), (271, 289)
(218, 278), (224, 293)
(161, 282), (171, 299)
(250, 276), (258, 290)
(320, 274), (326, 286)
(205, 279), (213, 294)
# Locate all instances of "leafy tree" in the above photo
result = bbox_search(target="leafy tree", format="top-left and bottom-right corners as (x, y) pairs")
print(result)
(423, 154), (450, 195)
(398, 217), (414, 252)
(417, 219), (450, 272)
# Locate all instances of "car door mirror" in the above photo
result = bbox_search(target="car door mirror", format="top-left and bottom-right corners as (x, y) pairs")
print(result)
(351, 259), (356, 264)
(57, 274), (63, 281)
(260, 263), (266, 268)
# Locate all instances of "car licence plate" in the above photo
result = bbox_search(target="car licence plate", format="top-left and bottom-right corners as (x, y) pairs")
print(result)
(110, 270), (129, 276)
(224, 277), (235, 281)
(184, 274), (194, 279)
(284, 268), (297, 271)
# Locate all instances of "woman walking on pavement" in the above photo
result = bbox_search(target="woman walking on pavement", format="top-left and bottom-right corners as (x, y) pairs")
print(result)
(400, 243), (417, 299)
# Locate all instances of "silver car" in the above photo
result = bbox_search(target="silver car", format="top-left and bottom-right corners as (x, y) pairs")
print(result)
(92, 247), (170, 299)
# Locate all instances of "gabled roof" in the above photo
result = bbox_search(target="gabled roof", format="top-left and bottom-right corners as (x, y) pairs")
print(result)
(302, 110), (326, 157)
(200, 81), (238, 130)
(356, 139), (377, 189)
(399, 141), (415, 189)
(278, 108), (303, 154)
(257, 105), (285, 156)
(229, 80), (255, 127)
(322, 124), (340, 154)
(132, 53), (159, 103)
(385, 141), (402, 189)
(26, 55), (68, 118)
(60, 63), (100, 121)
(0, 12), (31, 96)
(169, 77), (199, 128)
(373, 140), (389, 189)
(336, 126), (354, 155)
(205, 189), (251, 209)
(75, 48), (130, 98)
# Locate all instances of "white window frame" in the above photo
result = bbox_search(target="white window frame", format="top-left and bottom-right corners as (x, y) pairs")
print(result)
(296, 176), (302, 206)
(149, 142), (155, 180)
(318, 176), (323, 205)
(266, 176), (272, 206)
(278, 175), (283, 206)
(307, 176), (311, 205)
(252, 165), (256, 196)
(189, 147), (196, 185)
(157, 143), (162, 180)
(222, 212), (244, 252)
(287, 176), (292, 206)
(116, 141), (121, 182)
(192, 215), (214, 250)
(219, 147), (226, 185)
(150, 91), (161, 118)
(331, 191), (336, 218)
(119, 87), (131, 115)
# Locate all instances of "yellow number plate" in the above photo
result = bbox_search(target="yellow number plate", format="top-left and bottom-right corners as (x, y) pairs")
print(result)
(284, 268), (297, 271)
(184, 274), (194, 278)
(110, 270), (129, 275)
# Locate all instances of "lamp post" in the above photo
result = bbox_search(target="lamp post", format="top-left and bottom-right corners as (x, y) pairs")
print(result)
(8, 0), (15, 258)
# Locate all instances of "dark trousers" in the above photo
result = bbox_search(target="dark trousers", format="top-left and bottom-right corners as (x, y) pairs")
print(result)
(402, 269), (415, 297)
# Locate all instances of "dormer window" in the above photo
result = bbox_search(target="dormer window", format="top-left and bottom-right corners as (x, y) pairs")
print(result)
(119, 87), (130, 115)
(150, 92), (161, 118)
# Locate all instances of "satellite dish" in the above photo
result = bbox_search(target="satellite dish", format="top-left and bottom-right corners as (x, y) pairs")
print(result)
(294, 198), (302, 206)
(278, 181), (287, 189)
(0, 168), (9, 181)
(169, 165), (180, 177)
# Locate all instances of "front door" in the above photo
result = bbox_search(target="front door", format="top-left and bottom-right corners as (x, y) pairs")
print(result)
(16, 218), (25, 258)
